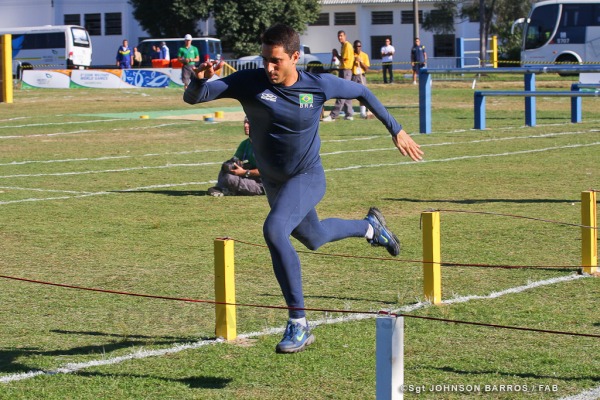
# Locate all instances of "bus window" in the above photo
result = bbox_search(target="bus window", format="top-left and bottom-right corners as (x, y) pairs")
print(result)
(22, 33), (65, 49)
(525, 4), (559, 50)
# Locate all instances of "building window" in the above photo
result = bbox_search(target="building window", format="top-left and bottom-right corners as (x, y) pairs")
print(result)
(335, 12), (356, 26)
(105, 13), (122, 35)
(370, 35), (391, 60)
(64, 14), (80, 26)
(372, 11), (393, 25)
(85, 13), (101, 36)
(310, 13), (330, 26)
(401, 11), (423, 24)
(433, 34), (455, 57)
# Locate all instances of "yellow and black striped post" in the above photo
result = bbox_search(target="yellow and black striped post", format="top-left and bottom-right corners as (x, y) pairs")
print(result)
(0, 34), (13, 104)
(214, 238), (237, 340)
(581, 191), (598, 274)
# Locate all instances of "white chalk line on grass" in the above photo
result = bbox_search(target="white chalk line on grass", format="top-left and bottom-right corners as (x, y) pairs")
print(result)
(559, 386), (600, 400)
(0, 181), (216, 205)
(2, 138), (599, 181)
(0, 186), (93, 195)
(325, 141), (600, 172)
(0, 119), (122, 130)
(0, 121), (193, 140)
(0, 148), (236, 167)
(1, 140), (599, 205)
(2, 127), (595, 169)
(0, 273), (590, 384)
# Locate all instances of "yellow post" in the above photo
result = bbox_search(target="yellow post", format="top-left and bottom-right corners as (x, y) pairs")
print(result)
(492, 35), (498, 68)
(581, 191), (598, 274)
(214, 238), (237, 340)
(422, 211), (442, 304)
(0, 34), (14, 104)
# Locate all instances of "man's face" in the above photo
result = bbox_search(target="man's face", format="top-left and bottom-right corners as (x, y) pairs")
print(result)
(338, 32), (346, 44)
(385, 39), (390, 46)
(261, 44), (299, 86)
(415, 39), (420, 46)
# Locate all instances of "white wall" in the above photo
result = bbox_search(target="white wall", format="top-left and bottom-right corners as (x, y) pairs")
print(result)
(301, 2), (480, 67)
(0, 0), (52, 27)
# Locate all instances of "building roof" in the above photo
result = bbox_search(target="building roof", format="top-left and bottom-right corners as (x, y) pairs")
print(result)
(321, 0), (437, 4)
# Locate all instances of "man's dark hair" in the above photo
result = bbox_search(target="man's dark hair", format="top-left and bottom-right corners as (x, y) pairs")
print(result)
(261, 24), (300, 57)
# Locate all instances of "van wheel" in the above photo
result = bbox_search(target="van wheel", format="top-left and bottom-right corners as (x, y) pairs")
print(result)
(555, 55), (579, 77)
(307, 63), (324, 74)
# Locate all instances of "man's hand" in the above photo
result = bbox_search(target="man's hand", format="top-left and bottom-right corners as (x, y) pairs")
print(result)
(392, 130), (424, 162)
(193, 60), (224, 80)
(229, 162), (245, 176)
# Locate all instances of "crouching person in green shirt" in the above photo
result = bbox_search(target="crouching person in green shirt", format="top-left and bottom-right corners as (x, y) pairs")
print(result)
(208, 116), (264, 197)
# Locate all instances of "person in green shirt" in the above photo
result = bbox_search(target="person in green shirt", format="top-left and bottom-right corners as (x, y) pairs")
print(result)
(208, 116), (264, 197)
(178, 34), (200, 89)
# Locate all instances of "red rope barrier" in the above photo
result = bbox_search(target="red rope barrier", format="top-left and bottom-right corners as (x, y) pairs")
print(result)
(431, 208), (598, 230)
(1, 273), (598, 339)
(231, 238), (584, 270)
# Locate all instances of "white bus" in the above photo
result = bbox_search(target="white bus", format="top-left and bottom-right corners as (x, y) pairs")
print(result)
(0, 25), (92, 76)
(512, 0), (600, 66)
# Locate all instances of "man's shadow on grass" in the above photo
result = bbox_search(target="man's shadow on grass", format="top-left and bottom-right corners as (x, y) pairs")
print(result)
(433, 365), (600, 382)
(68, 371), (232, 389)
(384, 197), (578, 205)
(112, 190), (208, 197)
(0, 330), (210, 374)
(259, 292), (396, 305)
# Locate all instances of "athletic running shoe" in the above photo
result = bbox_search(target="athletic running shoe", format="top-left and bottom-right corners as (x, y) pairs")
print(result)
(275, 320), (315, 353)
(365, 207), (401, 256)
(321, 115), (336, 122)
(207, 186), (224, 197)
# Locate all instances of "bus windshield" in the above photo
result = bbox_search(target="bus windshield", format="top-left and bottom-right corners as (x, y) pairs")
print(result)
(525, 4), (559, 50)
(71, 27), (91, 47)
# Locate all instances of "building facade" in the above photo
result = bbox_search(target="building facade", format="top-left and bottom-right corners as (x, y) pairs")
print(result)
(303, 0), (480, 67)
(0, 0), (479, 66)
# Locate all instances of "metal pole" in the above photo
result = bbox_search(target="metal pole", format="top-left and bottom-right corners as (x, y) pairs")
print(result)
(376, 315), (404, 400)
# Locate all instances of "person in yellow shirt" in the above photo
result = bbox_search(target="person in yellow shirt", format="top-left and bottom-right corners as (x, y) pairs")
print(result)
(322, 30), (355, 121)
(351, 40), (371, 119)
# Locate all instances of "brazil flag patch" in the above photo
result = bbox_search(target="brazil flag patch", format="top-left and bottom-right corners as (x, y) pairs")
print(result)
(299, 94), (314, 107)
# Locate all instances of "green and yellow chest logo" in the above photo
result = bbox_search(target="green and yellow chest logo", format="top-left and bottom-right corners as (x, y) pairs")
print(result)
(299, 93), (314, 108)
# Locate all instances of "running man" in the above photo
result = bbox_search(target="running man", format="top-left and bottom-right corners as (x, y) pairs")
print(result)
(184, 24), (423, 354)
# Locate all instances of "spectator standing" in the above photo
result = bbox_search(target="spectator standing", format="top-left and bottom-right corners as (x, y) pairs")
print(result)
(178, 34), (200, 89)
(322, 30), (354, 121)
(411, 38), (427, 85)
(116, 39), (132, 69)
(184, 24), (423, 354)
(160, 41), (170, 61)
(351, 40), (371, 119)
(380, 38), (395, 84)
(207, 116), (264, 197)
(133, 47), (142, 67)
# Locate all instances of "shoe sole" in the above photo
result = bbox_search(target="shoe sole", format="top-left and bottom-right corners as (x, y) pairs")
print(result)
(275, 334), (315, 354)
(368, 207), (401, 256)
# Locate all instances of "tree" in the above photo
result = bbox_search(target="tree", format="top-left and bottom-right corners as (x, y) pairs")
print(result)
(128, 0), (214, 38)
(422, 0), (533, 64)
(422, 0), (458, 35)
(211, 0), (320, 57)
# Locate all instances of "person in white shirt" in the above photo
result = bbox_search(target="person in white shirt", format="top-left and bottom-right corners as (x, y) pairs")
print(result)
(380, 38), (395, 84)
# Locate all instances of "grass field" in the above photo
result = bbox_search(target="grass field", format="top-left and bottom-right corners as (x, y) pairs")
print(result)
(0, 73), (599, 399)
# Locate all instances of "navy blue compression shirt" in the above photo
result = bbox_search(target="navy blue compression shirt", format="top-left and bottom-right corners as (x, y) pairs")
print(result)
(184, 69), (402, 183)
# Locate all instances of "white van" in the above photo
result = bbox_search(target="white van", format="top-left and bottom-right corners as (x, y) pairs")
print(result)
(0, 25), (92, 77)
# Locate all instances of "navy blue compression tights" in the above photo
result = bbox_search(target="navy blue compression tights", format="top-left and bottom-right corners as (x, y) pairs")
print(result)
(262, 165), (369, 319)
